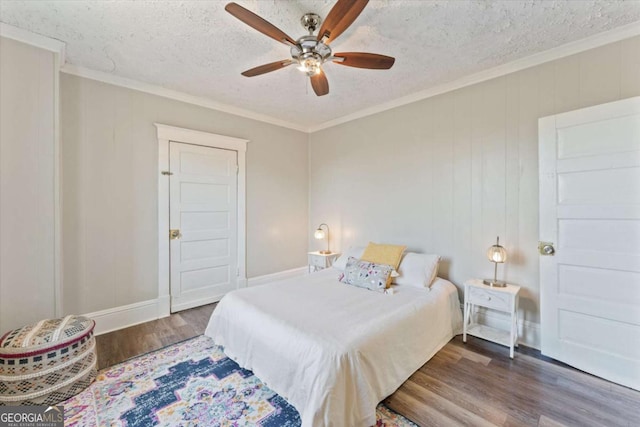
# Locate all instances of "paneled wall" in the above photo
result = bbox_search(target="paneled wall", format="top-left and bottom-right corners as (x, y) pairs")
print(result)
(309, 36), (640, 347)
(0, 37), (57, 332)
(61, 74), (308, 315)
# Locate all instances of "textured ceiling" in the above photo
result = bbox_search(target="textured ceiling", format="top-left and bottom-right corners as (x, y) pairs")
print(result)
(2, 1), (640, 129)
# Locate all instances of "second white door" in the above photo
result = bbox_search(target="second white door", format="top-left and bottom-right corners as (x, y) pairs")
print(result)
(539, 96), (640, 391)
(169, 142), (238, 312)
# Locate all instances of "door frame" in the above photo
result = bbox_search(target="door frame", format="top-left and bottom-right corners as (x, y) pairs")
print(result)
(155, 123), (248, 318)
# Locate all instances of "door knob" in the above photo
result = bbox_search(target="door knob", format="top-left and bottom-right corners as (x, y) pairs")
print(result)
(169, 229), (182, 240)
(538, 241), (555, 256)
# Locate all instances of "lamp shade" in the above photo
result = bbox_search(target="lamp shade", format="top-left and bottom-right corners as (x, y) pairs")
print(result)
(314, 228), (326, 239)
(486, 237), (507, 263)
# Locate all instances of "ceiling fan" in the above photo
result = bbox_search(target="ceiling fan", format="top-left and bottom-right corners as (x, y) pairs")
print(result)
(225, 0), (395, 96)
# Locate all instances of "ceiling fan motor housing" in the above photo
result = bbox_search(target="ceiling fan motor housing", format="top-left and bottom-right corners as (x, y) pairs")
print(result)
(291, 35), (332, 75)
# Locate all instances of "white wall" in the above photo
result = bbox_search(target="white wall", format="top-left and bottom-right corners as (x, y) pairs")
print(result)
(309, 36), (640, 346)
(0, 37), (58, 332)
(61, 74), (308, 315)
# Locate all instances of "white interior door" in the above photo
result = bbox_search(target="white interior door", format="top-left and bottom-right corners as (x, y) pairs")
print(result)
(169, 142), (238, 312)
(539, 96), (640, 391)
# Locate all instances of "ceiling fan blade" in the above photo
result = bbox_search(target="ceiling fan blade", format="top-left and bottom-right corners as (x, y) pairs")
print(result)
(317, 0), (369, 44)
(225, 2), (296, 45)
(333, 52), (395, 69)
(310, 72), (329, 96)
(241, 60), (294, 77)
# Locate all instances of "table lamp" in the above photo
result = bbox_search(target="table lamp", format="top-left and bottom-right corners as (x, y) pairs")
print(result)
(483, 236), (507, 287)
(314, 223), (331, 254)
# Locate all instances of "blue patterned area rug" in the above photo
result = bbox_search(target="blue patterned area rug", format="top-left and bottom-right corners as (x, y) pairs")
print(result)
(64, 335), (417, 427)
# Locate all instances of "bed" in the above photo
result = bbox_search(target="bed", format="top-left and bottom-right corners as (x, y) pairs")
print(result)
(204, 267), (462, 427)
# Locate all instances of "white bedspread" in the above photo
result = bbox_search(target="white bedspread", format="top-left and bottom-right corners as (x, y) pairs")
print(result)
(204, 269), (462, 427)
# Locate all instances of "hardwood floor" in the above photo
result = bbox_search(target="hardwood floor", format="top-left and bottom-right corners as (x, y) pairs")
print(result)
(96, 304), (639, 427)
(95, 303), (215, 369)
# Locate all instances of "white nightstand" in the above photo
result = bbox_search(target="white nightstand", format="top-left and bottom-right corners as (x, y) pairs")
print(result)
(463, 279), (521, 358)
(308, 252), (340, 273)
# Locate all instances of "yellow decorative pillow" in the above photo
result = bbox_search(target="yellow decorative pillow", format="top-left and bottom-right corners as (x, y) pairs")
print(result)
(361, 242), (406, 287)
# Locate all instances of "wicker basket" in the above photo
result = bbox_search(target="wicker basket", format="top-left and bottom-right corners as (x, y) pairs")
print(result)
(0, 315), (97, 406)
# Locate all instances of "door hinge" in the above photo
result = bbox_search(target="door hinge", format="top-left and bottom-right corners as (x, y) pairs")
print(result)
(161, 171), (173, 176)
(235, 164), (239, 174)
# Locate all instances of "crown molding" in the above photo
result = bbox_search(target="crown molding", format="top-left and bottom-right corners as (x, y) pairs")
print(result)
(308, 20), (640, 133)
(60, 64), (309, 133)
(0, 23), (66, 65)
(5, 19), (638, 134)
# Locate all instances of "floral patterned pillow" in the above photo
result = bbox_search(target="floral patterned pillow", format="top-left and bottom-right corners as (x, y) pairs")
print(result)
(338, 256), (394, 293)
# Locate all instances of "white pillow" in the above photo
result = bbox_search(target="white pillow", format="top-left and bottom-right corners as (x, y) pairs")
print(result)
(394, 252), (440, 288)
(332, 246), (365, 270)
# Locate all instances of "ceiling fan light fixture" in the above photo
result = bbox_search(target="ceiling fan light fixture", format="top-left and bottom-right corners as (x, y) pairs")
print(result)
(297, 57), (322, 76)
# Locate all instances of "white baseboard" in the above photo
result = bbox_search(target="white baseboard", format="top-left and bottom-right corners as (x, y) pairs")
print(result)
(157, 295), (171, 319)
(84, 299), (166, 336)
(462, 304), (541, 350)
(85, 268), (306, 335)
(247, 266), (307, 287)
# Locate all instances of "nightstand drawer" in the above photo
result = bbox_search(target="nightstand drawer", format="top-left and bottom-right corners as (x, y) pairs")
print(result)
(467, 286), (512, 312)
(308, 252), (340, 273)
(309, 255), (327, 268)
